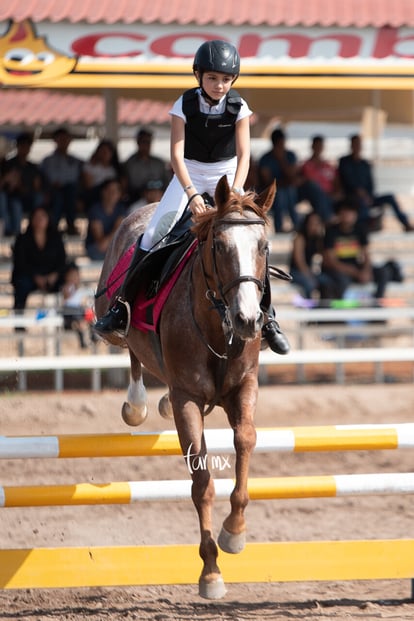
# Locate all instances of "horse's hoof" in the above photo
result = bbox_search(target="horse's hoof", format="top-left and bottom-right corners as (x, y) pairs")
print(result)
(218, 526), (246, 554)
(158, 393), (173, 419)
(199, 575), (227, 600)
(121, 402), (148, 426)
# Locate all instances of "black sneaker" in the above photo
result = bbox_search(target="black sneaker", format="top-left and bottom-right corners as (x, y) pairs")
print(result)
(94, 299), (130, 337)
(262, 319), (290, 355)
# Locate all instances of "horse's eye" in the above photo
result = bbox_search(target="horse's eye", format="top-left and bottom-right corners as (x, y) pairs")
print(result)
(259, 240), (269, 256)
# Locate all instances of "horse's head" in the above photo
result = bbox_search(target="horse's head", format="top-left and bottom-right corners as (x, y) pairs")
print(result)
(192, 176), (276, 343)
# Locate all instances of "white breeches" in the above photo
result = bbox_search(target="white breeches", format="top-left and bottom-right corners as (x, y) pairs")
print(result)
(140, 157), (237, 251)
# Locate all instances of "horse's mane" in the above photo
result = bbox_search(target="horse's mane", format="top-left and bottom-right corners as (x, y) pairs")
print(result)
(191, 190), (269, 242)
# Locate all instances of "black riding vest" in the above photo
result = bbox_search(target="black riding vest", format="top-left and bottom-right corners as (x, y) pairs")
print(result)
(182, 88), (242, 163)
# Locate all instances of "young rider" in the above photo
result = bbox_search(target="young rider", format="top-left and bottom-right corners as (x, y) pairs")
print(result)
(94, 40), (290, 355)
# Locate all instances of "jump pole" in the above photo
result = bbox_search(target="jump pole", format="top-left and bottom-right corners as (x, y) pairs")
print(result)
(2, 472), (414, 507)
(1, 539), (414, 589)
(1, 423), (414, 458)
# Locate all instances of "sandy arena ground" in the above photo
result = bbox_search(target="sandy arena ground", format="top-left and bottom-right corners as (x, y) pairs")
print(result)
(1, 383), (414, 620)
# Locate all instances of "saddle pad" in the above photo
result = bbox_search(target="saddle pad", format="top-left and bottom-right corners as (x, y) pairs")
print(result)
(105, 242), (197, 333)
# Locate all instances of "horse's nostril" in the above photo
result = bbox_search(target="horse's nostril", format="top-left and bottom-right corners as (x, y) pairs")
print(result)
(234, 311), (262, 335)
(234, 311), (249, 329)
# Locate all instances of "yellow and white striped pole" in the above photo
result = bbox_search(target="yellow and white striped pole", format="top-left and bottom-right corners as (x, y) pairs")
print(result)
(1, 423), (413, 459)
(1, 473), (414, 507)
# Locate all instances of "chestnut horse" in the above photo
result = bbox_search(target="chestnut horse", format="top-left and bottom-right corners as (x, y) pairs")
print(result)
(95, 176), (275, 599)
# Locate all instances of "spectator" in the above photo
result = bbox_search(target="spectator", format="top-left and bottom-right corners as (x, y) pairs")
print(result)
(2, 132), (44, 218)
(127, 178), (164, 215)
(257, 127), (299, 231)
(122, 128), (170, 205)
(301, 135), (341, 202)
(11, 205), (67, 313)
(0, 166), (23, 236)
(85, 178), (126, 261)
(41, 127), (83, 235)
(289, 212), (327, 300)
(0, 197), (4, 237)
(338, 134), (413, 232)
(61, 261), (94, 349)
(0, 138), (10, 236)
(320, 197), (403, 301)
(257, 128), (333, 232)
(82, 139), (121, 211)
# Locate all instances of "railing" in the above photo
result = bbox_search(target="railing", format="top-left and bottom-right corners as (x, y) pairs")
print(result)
(1, 304), (414, 391)
(0, 347), (413, 391)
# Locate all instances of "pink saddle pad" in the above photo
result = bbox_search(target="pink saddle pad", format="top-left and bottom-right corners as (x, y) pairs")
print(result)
(105, 241), (197, 333)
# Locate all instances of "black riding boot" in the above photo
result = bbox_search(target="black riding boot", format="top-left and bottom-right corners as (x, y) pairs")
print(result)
(261, 306), (290, 355)
(94, 245), (148, 337)
(260, 272), (290, 355)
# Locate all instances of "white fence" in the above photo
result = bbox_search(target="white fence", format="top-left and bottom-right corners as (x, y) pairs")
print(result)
(1, 306), (414, 390)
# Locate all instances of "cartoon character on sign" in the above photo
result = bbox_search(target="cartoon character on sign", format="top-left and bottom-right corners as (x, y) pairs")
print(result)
(0, 20), (77, 85)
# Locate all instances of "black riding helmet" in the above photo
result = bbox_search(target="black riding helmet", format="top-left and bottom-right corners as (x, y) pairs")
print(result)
(193, 40), (240, 79)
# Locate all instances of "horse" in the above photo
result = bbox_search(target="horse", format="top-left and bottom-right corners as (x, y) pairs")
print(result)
(95, 175), (275, 599)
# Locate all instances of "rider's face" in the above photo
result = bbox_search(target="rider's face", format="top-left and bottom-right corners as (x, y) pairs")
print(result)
(198, 71), (234, 101)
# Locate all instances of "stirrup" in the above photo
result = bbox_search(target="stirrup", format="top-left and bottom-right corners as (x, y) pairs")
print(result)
(94, 297), (131, 338)
(112, 297), (131, 337)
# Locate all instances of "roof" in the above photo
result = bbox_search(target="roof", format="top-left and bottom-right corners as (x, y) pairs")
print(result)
(0, 89), (173, 128)
(0, 90), (259, 131)
(1, 0), (413, 28)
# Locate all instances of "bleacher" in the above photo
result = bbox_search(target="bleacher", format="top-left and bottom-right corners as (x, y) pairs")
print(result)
(1, 203), (414, 391)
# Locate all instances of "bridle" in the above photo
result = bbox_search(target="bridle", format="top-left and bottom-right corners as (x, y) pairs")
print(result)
(208, 217), (267, 305)
(189, 213), (268, 415)
(190, 215), (267, 361)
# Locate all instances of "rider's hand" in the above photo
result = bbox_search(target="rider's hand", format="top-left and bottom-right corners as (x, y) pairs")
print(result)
(189, 193), (209, 215)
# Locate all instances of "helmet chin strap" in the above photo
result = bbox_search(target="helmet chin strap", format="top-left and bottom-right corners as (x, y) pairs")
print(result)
(200, 87), (221, 106)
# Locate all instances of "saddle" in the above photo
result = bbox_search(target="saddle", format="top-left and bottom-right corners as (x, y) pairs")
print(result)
(142, 207), (196, 298)
(105, 209), (197, 333)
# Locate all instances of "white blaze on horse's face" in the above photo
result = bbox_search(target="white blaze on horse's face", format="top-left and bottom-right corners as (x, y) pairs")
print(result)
(218, 219), (266, 340)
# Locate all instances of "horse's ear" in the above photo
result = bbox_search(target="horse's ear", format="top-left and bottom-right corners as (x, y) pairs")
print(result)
(214, 175), (231, 208)
(255, 181), (276, 215)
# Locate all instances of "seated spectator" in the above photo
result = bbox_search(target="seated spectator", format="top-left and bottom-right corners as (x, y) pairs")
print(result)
(82, 139), (121, 211)
(122, 127), (170, 206)
(0, 197), (4, 237)
(85, 178), (126, 261)
(338, 134), (413, 232)
(127, 178), (164, 215)
(2, 132), (44, 218)
(320, 198), (403, 302)
(257, 128), (299, 231)
(301, 135), (341, 203)
(11, 205), (67, 313)
(258, 128), (333, 232)
(0, 139), (8, 236)
(61, 261), (94, 349)
(41, 127), (83, 235)
(0, 167), (23, 236)
(289, 212), (328, 301)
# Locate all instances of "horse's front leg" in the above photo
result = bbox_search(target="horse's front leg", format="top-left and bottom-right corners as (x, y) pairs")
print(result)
(171, 388), (226, 600)
(121, 348), (148, 426)
(219, 378), (258, 554)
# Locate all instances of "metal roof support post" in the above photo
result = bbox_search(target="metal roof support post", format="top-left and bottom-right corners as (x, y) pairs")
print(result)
(103, 88), (118, 143)
(371, 89), (381, 165)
